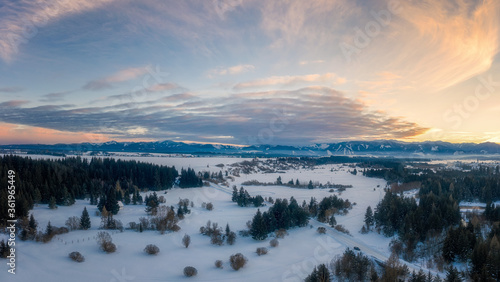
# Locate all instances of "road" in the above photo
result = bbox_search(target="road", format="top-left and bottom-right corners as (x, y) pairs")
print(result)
(210, 182), (441, 277)
(313, 219), (441, 277)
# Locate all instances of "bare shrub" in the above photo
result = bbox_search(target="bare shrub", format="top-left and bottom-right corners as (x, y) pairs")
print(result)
(65, 216), (80, 231)
(256, 247), (268, 256)
(101, 241), (117, 253)
(334, 225), (351, 235)
(211, 231), (224, 246)
(69, 251), (85, 262)
(206, 202), (214, 211)
(139, 217), (150, 230)
(150, 206), (179, 234)
(183, 266), (197, 277)
(270, 238), (279, 247)
(226, 231), (236, 245)
(128, 222), (137, 230)
(230, 253), (247, 271)
(246, 220), (252, 229)
(96, 231), (116, 253)
(215, 260), (223, 269)
(144, 244), (160, 255)
(317, 227), (326, 234)
(182, 234), (191, 248)
(275, 228), (288, 238)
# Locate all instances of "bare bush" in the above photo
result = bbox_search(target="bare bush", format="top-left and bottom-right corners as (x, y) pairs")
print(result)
(144, 244), (160, 255)
(334, 225), (351, 235)
(206, 202), (214, 211)
(256, 247), (268, 256)
(226, 231), (236, 245)
(317, 227), (327, 234)
(211, 231), (224, 246)
(150, 206), (179, 234)
(270, 238), (279, 247)
(128, 222), (138, 230)
(96, 231), (116, 253)
(183, 266), (197, 277)
(69, 251), (85, 262)
(215, 260), (223, 269)
(139, 217), (150, 230)
(182, 234), (191, 248)
(65, 216), (80, 231)
(101, 241), (117, 253)
(275, 228), (288, 238)
(230, 253), (247, 271)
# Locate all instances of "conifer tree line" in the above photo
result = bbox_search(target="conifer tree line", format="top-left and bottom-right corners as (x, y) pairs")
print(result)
(231, 186), (264, 207)
(0, 155), (184, 225)
(250, 197), (309, 240)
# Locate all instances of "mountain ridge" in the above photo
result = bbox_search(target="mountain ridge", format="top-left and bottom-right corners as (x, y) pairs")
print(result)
(2, 140), (500, 157)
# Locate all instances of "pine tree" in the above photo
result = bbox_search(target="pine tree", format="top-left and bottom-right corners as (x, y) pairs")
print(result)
(97, 196), (105, 212)
(445, 266), (461, 282)
(364, 206), (374, 229)
(105, 186), (120, 215)
(45, 221), (53, 236)
(29, 214), (37, 231)
(232, 186), (238, 202)
(80, 207), (91, 230)
(329, 214), (337, 227)
(251, 209), (267, 240)
(308, 180), (314, 189)
(49, 196), (57, 209)
(276, 176), (282, 185)
(225, 223), (231, 237)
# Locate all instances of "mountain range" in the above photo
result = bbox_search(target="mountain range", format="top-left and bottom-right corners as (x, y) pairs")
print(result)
(2, 140), (500, 157)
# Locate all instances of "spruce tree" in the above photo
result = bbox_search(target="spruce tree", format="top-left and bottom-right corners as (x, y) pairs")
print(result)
(329, 214), (337, 227)
(49, 196), (57, 209)
(364, 206), (374, 228)
(251, 209), (267, 240)
(46, 221), (53, 236)
(80, 207), (91, 230)
(105, 187), (120, 215)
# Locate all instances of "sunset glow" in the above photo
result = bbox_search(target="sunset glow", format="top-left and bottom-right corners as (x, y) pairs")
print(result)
(0, 0), (499, 145)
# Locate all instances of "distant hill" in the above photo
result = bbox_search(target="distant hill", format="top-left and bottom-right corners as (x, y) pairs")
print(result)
(2, 140), (500, 157)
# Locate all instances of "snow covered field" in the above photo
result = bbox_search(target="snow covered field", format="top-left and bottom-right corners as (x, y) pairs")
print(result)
(2, 156), (419, 281)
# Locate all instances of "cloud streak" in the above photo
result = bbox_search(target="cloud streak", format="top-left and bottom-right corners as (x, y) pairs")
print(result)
(83, 65), (152, 90)
(234, 73), (346, 90)
(0, 0), (115, 62)
(0, 86), (428, 145)
(208, 64), (255, 77)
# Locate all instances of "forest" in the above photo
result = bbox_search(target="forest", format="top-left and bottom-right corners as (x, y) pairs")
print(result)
(0, 155), (203, 226)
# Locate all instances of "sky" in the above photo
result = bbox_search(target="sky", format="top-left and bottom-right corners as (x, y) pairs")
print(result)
(0, 0), (499, 146)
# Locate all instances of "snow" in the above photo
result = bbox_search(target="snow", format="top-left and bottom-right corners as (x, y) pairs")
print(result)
(1, 156), (433, 281)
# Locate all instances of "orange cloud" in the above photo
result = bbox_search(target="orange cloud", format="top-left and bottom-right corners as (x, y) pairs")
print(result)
(234, 73), (346, 90)
(0, 122), (110, 145)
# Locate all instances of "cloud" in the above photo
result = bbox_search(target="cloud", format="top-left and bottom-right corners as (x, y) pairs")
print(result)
(0, 100), (29, 107)
(39, 91), (71, 102)
(234, 73), (346, 90)
(0, 0), (115, 62)
(259, 0), (359, 49)
(0, 86), (428, 145)
(83, 65), (151, 91)
(208, 64), (255, 77)
(299, 60), (325, 65)
(0, 87), (23, 93)
(358, 0), (500, 93)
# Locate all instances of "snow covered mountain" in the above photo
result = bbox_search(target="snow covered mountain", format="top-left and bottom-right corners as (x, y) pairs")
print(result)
(2, 140), (500, 157)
